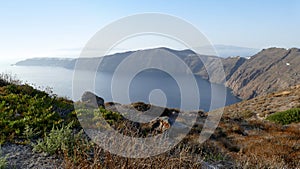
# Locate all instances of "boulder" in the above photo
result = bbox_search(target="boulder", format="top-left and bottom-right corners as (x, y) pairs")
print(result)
(81, 91), (105, 108)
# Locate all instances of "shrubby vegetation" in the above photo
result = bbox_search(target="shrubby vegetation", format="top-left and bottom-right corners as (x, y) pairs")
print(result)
(33, 121), (85, 155)
(75, 107), (123, 129)
(0, 74), (76, 144)
(0, 85), (63, 144)
(266, 108), (300, 125)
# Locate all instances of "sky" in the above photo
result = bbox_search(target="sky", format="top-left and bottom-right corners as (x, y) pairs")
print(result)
(0, 0), (299, 64)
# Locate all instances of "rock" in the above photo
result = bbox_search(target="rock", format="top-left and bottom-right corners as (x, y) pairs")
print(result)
(81, 91), (105, 108)
(151, 116), (171, 132)
(140, 116), (171, 133)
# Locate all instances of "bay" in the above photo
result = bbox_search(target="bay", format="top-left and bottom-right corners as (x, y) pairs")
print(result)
(0, 65), (240, 112)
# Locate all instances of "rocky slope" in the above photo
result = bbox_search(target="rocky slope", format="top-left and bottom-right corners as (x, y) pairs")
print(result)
(223, 84), (300, 120)
(215, 84), (300, 168)
(92, 86), (300, 168)
(195, 56), (246, 84)
(226, 48), (300, 99)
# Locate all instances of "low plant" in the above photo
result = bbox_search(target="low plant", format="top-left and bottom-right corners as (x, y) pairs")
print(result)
(266, 108), (300, 125)
(0, 80), (76, 143)
(33, 122), (78, 155)
(22, 125), (40, 141)
(0, 93), (63, 143)
(75, 107), (123, 129)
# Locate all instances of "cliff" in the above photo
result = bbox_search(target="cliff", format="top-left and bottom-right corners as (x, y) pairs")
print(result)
(226, 48), (300, 99)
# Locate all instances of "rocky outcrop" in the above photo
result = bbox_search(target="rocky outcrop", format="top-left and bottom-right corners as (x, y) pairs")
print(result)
(81, 91), (105, 108)
(226, 48), (300, 99)
(104, 102), (192, 135)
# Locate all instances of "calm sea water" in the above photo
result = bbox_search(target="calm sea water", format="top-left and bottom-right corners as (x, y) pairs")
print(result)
(0, 65), (240, 112)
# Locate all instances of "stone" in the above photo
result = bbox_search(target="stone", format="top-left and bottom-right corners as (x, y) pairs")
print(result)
(81, 91), (105, 108)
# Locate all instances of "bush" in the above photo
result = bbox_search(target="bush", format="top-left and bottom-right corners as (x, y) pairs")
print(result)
(266, 108), (300, 125)
(33, 121), (79, 155)
(0, 78), (76, 144)
(0, 93), (63, 143)
(4, 84), (48, 98)
(76, 107), (123, 128)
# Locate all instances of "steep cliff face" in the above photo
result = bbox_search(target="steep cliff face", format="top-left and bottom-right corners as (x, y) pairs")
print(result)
(226, 48), (300, 99)
(194, 56), (246, 84)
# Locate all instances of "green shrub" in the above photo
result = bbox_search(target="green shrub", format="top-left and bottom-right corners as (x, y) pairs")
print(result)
(99, 107), (122, 125)
(76, 107), (123, 128)
(266, 108), (300, 125)
(0, 93), (63, 143)
(33, 122), (77, 155)
(0, 78), (78, 144)
(23, 125), (40, 141)
(4, 84), (48, 98)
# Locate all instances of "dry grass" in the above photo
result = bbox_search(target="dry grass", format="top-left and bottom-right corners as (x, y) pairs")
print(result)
(58, 106), (299, 169)
(58, 121), (235, 169)
(212, 85), (300, 168)
(60, 135), (206, 169)
(223, 85), (300, 120)
(217, 119), (300, 168)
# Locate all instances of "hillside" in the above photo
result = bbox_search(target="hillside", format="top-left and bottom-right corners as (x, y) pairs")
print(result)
(226, 48), (300, 99)
(223, 84), (300, 120)
(213, 85), (300, 168)
(0, 74), (299, 168)
(195, 56), (246, 84)
(15, 47), (300, 100)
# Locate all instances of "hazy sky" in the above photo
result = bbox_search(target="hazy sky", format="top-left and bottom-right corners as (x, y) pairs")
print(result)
(0, 0), (299, 63)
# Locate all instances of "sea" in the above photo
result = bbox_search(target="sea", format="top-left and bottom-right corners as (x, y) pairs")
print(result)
(0, 64), (241, 112)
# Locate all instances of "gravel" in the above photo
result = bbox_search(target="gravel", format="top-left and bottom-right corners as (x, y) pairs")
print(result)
(1, 143), (63, 169)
